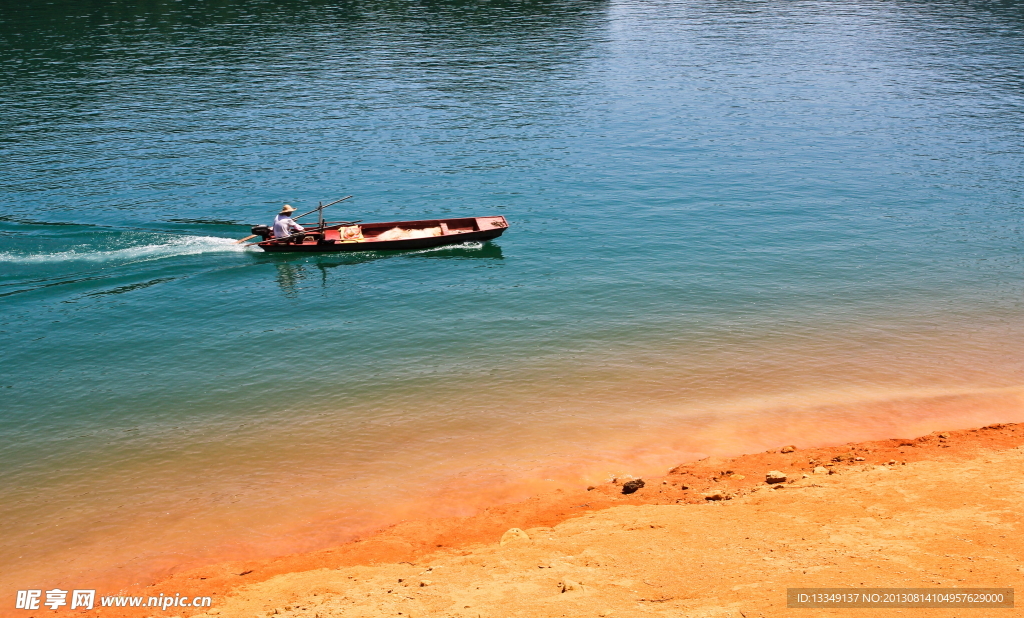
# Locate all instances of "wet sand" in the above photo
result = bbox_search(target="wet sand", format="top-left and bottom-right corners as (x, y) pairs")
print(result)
(85, 422), (1023, 618)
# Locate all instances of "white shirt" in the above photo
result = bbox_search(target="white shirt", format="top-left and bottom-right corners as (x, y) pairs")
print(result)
(273, 214), (304, 238)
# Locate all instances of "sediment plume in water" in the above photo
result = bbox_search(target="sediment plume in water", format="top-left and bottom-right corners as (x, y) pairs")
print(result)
(3, 384), (1021, 597)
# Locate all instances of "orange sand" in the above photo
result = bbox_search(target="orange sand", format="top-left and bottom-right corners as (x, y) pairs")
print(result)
(68, 423), (1023, 618)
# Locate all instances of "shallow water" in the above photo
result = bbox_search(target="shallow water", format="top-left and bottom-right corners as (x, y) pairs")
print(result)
(3, 0), (1024, 592)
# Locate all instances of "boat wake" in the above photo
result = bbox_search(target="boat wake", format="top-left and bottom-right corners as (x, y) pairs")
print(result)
(0, 236), (251, 265)
(406, 241), (485, 255)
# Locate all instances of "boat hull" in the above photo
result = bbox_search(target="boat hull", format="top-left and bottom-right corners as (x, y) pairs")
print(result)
(256, 216), (508, 253)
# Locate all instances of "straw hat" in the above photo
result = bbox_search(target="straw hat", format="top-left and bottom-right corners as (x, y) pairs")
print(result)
(279, 204), (296, 214)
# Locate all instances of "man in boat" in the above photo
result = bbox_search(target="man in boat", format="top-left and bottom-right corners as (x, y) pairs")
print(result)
(273, 204), (306, 243)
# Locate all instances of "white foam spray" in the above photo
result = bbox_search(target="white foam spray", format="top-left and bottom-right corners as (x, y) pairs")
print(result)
(406, 242), (485, 255)
(0, 236), (252, 265)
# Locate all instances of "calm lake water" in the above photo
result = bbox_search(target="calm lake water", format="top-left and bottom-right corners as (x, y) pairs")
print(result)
(3, 0), (1024, 592)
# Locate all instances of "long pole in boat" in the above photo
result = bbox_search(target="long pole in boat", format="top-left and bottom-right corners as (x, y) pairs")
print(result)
(292, 195), (352, 222)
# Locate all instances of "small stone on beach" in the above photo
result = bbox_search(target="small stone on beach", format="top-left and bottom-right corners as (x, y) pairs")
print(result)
(622, 479), (645, 494)
(766, 470), (787, 484)
(500, 528), (530, 546)
(559, 579), (585, 593)
(781, 445), (796, 453)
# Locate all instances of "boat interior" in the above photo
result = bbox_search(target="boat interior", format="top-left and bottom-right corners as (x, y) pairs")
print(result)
(321, 217), (502, 242)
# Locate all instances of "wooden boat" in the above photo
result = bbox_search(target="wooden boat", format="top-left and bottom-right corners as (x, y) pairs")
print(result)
(253, 216), (509, 253)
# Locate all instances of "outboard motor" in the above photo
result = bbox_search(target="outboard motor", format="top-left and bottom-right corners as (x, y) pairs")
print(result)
(251, 225), (273, 241)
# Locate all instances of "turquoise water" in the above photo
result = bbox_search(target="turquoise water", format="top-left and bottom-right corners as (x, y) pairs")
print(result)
(3, 0), (1024, 591)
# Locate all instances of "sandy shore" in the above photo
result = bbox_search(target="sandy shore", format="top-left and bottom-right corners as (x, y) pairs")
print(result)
(92, 423), (1022, 617)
